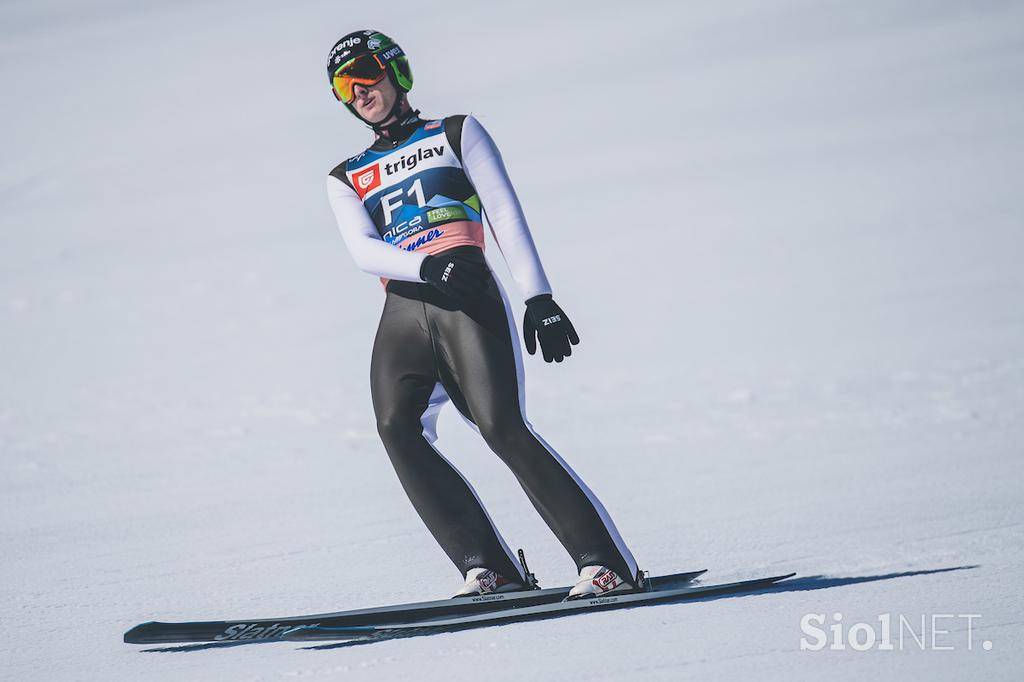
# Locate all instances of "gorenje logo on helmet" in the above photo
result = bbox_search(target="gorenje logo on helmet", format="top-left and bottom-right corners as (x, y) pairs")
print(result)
(329, 36), (361, 56)
(329, 36), (362, 66)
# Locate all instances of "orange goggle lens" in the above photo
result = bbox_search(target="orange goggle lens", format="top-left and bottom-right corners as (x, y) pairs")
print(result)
(332, 54), (387, 103)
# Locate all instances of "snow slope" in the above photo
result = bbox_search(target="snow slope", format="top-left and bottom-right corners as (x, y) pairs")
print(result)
(2, 0), (1022, 679)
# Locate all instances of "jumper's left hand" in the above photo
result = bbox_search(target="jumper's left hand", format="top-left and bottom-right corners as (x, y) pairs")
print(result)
(522, 294), (579, 363)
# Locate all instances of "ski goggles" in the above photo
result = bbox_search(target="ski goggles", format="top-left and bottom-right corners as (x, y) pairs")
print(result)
(331, 47), (405, 103)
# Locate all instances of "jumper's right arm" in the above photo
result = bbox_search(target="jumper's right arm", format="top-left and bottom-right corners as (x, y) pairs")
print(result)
(326, 175), (427, 282)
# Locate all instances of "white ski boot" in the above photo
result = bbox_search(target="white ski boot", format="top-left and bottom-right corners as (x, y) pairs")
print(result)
(566, 565), (637, 600)
(452, 567), (524, 598)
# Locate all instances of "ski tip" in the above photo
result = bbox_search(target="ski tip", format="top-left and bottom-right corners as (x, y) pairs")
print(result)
(763, 572), (796, 584)
(123, 622), (160, 644)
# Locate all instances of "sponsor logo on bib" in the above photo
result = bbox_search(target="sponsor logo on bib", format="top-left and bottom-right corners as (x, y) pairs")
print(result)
(352, 164), (381, 198)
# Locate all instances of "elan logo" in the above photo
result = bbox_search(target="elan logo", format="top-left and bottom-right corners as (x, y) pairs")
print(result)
(351, 164), (381, 198)
(213, 622), (311, 641)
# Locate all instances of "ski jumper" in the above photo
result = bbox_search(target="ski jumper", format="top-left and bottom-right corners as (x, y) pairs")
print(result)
(326, 114), (638, 583)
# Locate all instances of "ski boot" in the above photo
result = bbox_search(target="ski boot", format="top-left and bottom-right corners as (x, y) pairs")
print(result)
(566, 565), (640, 600)
(452, 568), (526, 598)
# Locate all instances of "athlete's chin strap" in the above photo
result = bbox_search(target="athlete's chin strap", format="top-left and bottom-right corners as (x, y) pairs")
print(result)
(373, 106), (423, 143)
(345, 93), (421, 144)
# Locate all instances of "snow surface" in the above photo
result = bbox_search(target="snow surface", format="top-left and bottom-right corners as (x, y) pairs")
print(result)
(2, 0), (1023, 679)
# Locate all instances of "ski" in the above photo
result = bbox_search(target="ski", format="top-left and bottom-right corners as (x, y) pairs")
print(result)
(123, 568), (708, 644)
(284, 572), (796, 642)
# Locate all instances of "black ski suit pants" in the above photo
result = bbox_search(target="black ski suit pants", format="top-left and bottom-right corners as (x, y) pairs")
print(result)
(369, 247), (637, 584)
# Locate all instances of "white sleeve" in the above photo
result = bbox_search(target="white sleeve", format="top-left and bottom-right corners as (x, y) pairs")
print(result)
(326, 174), (427, 282)
(460, 116), (553, 301)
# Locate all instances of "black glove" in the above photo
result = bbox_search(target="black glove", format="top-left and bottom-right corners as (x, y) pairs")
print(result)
(522, 294), (579, 363)
(420, 253), (489, 305)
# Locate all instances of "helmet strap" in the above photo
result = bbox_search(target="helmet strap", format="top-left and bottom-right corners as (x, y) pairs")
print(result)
(372, 95), (410, 134)
(344, 92), (416, 132)
(345, 93), (421, 145)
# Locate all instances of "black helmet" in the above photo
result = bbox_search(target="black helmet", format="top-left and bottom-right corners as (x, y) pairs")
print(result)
(326, 30), (413, 98)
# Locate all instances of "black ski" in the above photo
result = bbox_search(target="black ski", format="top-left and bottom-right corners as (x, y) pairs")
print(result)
(284, 573), (795, 642)
(123, 569), (708, 644)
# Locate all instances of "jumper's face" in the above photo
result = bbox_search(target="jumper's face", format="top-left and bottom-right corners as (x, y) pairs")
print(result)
(351, 77), (398, 123)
